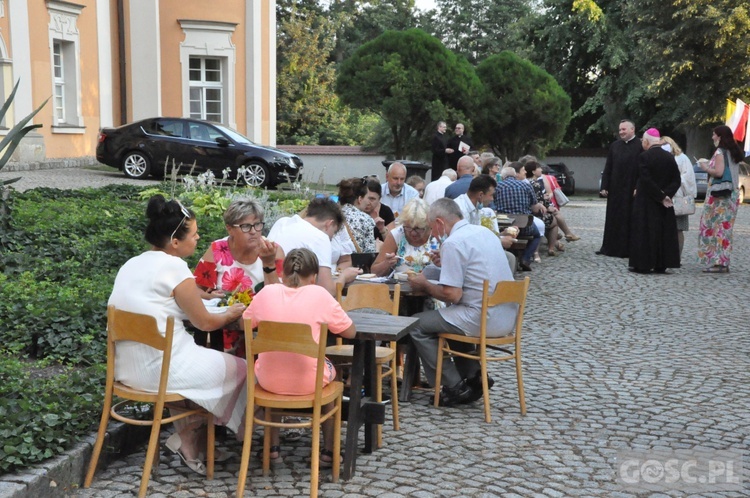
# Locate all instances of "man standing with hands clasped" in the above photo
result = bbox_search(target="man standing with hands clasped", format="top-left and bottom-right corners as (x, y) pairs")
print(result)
(628, 128), (681, 274)
(407, 198), (517, 407)
(598, 119), (642, 257)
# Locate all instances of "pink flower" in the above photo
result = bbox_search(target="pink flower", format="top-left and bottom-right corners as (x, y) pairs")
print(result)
(212, 240), (234, 266)
(222, 267), (253, 292)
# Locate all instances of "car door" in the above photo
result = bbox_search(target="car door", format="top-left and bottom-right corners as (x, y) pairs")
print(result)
(186, 121), (239, 175)
(143, 119), (194, 175)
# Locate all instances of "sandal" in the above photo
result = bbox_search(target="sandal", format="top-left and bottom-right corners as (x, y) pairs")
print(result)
(556, 242), (565, 252)
(256, 445), (283, 463)
(533, 252), (542, 263)
(547, 249), (557, 257)
(702, 266), (729, 274)
(565, 234), (580, 242)
(165, 432), (206, 475)
(319, 448), (341, 469)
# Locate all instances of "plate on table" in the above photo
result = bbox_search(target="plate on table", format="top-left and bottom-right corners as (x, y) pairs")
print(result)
(356, 273), (377, 281)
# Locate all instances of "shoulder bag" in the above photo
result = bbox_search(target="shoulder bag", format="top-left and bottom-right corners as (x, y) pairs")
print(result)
(672, 192), (695, 215)
(553, 188), (570, 207)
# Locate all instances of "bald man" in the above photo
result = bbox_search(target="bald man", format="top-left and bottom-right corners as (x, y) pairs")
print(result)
(444, 156), (477, 199)
(381, 162), (419, 216)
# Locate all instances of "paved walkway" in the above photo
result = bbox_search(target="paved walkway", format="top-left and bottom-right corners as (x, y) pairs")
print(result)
(6, 168), (749, 497)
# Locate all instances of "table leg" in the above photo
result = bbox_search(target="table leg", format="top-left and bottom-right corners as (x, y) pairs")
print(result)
(399, 339), (420, 402)
(342, 339), (364, 480)
(363, 341), (376, 454)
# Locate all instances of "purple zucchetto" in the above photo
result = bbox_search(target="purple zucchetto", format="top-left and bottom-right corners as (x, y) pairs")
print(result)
(645, 128), (660, 138)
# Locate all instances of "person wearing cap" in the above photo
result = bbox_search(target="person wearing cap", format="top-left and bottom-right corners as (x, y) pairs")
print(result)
(598, 119), (642, 257)
(627, 128), (682, 274)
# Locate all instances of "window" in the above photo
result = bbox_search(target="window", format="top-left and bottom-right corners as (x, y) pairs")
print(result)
(48, 1), (84, 131)
(189, 57), (223, 122)
(179, 20), (237, 129)
(53, 41), (65, 122)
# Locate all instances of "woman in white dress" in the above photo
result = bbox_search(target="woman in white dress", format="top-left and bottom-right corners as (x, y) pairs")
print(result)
(108, 195), (247, 475)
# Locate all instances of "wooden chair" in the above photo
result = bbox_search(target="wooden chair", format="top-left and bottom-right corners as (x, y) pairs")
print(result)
(85, 305), (215, 498)
(237, 320), (344, 498)
(325, 282), (401, 448)
(433, 277), (530, 423)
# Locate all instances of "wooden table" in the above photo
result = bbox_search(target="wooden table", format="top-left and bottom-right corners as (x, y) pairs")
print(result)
(346, 279), (428, 404)
(342, 311), (419, 480)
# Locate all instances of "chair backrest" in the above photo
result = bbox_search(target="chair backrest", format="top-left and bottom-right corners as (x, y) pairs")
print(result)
(480, 277), (530, 341)
(106, 305), (176, 399)
(336, 282), (400, 316)
(244, 320), (330, 404)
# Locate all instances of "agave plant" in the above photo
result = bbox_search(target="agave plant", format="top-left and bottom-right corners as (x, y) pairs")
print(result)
(0, 80), (50, 186)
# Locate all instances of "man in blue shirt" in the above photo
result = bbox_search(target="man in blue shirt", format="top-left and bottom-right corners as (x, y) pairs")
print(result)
(381, 162), (419, 216)
(492, 165), (544, 271)
(444, 156), (475, 199)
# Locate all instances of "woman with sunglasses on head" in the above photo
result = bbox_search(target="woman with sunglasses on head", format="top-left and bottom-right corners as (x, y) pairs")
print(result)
(193, 198), (284, 356)
(371, 198), (433, 276)
(108, 195), (247, 475)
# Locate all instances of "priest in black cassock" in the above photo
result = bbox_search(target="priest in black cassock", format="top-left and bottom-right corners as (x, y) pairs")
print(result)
(431, 121), (450, 181)
(447, 123), (473, 171)
(628, 128), (681, 274)
(598, 119), (642, 257)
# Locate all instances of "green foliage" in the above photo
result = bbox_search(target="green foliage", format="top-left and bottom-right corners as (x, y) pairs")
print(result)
(474, 51), (571, 159)
(0, 80), (49, 174)
(431, 0), (537, 64)
(0, 178), (315, 472)
(337, 28), (481, 158)
(0, 356), (104, 474)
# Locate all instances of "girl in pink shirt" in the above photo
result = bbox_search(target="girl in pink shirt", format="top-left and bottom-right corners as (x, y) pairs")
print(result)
(243, 248), (356, 465)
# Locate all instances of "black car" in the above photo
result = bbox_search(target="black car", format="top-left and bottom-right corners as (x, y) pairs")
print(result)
(96, 117), (303, 188)
(546, 162), (575, 195)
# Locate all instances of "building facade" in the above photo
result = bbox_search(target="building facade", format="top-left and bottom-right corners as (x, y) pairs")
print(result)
(1, 0), (276, 163)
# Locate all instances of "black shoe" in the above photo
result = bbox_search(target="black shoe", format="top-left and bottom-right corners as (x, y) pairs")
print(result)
(595, 250), (604, 255)
(628, 268), (651, 274)
(519, 261), (532, 272)
(438, 380), (473, 407)
(466, 372), (495, 403)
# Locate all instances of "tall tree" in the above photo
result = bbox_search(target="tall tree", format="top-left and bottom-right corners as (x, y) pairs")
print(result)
(336, 28), (481, 158)
(431, 0), (537, 64)
(473, 51), (571, 159)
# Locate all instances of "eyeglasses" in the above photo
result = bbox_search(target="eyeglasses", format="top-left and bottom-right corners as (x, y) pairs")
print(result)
(232, 222), (266, 233)
(170, 200), (191, 240)
(404, 226), (429, 234)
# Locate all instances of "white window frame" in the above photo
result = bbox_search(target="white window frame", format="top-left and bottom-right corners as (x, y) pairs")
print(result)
(179, 20), (236, 129)
(189, 56), (224, 122)
(47, 0), (85, 133)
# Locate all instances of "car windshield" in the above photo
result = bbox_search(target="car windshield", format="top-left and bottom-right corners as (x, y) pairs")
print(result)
(213, 124), (254, 145)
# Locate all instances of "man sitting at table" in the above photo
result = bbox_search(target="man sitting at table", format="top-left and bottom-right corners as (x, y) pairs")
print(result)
(407, 198), (517, 406)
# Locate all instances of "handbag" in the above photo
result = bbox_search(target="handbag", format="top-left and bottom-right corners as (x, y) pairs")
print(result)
(673, 195), (695, 215)
(553, 188), (570, 207)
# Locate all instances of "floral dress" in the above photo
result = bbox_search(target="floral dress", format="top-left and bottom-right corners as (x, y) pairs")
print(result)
(391, 226), (432, 273)
(342, 204), (376, 253)
(530, 179), (554, 228)
(697, 149), (739, 268)
(194, 237), (278, 356)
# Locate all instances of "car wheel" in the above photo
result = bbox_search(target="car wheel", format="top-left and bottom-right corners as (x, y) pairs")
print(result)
(241, 161), (271, 188)
(740, 186), (745, 204)
(122, 151), (151, 179)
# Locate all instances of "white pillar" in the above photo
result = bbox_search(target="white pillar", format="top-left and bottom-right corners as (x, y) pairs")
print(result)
(128, 0), (161, 120)
(96, 0), (114, 127)
(8, 0), (33, 119)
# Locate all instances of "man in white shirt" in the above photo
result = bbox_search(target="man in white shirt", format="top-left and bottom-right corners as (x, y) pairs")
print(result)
(424, 168), (457, 205)
(381, 162), (419, 216)
(408, 198), (516, 406)
(268, 197), (358, 295)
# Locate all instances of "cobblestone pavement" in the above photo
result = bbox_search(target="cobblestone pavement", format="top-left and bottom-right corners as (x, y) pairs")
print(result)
(9, 169), (749, 497)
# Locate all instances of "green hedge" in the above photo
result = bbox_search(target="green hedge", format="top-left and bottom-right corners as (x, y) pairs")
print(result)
(0, 181), (312, 474)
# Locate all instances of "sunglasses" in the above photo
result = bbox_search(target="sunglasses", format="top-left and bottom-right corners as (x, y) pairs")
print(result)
(170, 200), (191, 240)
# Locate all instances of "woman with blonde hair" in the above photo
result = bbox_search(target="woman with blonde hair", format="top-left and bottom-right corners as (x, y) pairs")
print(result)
(371, 198), (433, 276)
(661, 136), (696, 257)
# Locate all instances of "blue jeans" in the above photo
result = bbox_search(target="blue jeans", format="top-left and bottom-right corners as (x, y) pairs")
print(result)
(520, 223), (541, 263)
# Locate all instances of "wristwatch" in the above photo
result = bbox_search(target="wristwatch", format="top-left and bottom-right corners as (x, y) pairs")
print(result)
(262, 266), (276, 274)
